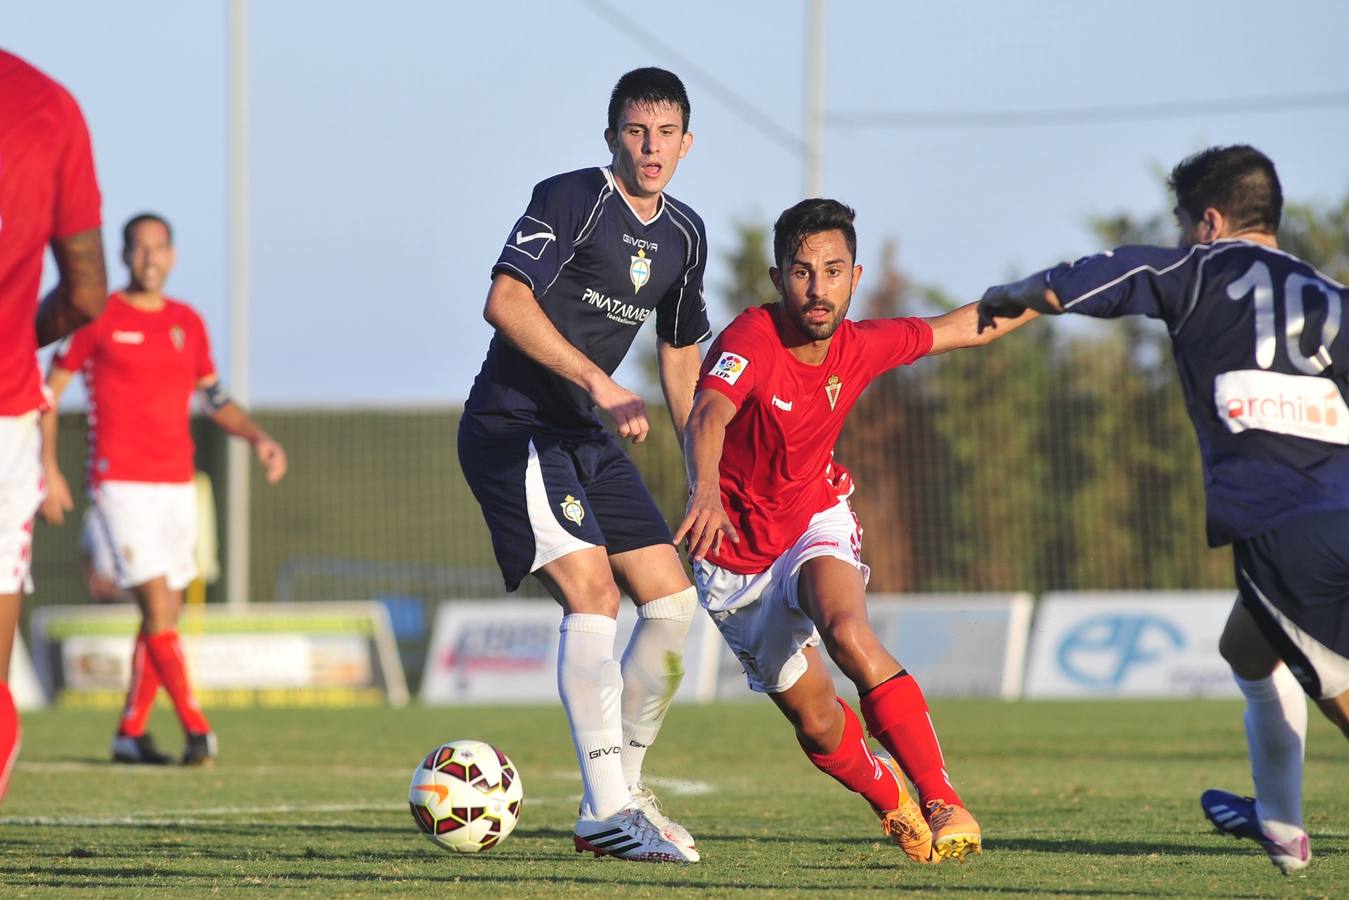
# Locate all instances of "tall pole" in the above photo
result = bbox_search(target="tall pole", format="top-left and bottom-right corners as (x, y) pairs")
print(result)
(226, 0), (251, 607)
(804, 0), (824, 197)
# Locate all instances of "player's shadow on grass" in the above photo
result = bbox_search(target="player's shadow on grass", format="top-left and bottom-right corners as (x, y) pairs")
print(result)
(967, 837), (1249, 857)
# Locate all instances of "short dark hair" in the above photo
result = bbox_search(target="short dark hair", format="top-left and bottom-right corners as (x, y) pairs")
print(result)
(122, 212), (173, 249)
(607, 67), (691, 133)
(772, 199), (857, 269)
(1169, 145), (1282, 234)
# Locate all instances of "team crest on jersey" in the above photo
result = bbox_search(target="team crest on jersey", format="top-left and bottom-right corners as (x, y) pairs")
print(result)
(170, 326), (186, 351)
(629, 249), (652, 293)
(825, 374), (842, 410)
(559, 494), (586, 526)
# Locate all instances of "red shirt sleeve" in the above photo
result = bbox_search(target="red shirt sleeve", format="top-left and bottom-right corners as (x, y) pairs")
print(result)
(852, 317), (933, 377)
(51, 86), (101, 239)
(52, 317), (98, 371)
(190, 309), (217, 381)
(695, 309), (775, 410)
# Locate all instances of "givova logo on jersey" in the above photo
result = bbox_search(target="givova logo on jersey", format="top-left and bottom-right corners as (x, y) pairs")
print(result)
(1215, 369), (1349, 445)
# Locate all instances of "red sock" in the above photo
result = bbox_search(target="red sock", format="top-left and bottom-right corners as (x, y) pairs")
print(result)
(860, 672), (962, 808)
(0, 683), (19, 803)
(144, 630), (211, 735)
(119, 632), (161, 737)
(802, 698), (902, 812)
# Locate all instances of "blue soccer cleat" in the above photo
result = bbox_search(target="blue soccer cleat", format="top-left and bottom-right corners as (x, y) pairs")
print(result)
(1201, 789), (1310, 874)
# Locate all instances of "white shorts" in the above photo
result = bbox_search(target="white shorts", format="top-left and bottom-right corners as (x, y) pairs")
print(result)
(91, 480), (198, 590)
(0, 413), (42, 595)
(693, 500), (869, 693)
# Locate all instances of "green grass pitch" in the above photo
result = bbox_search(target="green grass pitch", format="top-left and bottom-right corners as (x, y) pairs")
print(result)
(1, 700), (1345, 896)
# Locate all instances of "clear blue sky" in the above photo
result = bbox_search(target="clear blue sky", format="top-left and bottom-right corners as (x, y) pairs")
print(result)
(9, 0), (1349, 406)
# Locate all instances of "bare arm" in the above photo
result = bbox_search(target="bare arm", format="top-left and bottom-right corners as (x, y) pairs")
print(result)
(484, 273), (651, 443)
(657, 340), (701, 447)
(199, 376), (287, 483)
(36, 227), (108, 347)
(38, 367), (77, 524)
(673, 389), (740, 561)
(923, 300), (1042, 356)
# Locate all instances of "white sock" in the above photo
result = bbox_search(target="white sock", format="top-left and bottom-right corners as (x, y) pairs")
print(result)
(1235, 665), (1307, 841)
(620, 587), (696, 789)
(558, 613), (628, 820)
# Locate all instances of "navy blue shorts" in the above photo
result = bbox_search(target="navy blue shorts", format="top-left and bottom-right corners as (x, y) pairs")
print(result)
(457, 415), (673, 592)
(1233, 510), (1349, 699)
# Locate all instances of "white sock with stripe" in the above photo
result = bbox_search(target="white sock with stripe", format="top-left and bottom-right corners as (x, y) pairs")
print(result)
(558, 613), (629, 820)
(620, 587), (696, 789)
(1235, 665), (1307, 841)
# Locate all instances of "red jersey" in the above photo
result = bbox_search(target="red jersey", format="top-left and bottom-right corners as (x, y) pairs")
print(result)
(696, 305), (932, 574)
(0, 51), (102, 415)
(54, 294), (216, 485)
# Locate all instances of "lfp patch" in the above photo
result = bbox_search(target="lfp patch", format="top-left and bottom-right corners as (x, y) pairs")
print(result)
(710, 352), (749, 385)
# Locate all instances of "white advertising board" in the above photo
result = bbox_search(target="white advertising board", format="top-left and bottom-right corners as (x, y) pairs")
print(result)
(420, 601), (724, 705)
(31, 602), (408, 707)
(712, 593), (1032, 700)
(1024, 592), (1239, 698)
(421, 594), (1028, 703)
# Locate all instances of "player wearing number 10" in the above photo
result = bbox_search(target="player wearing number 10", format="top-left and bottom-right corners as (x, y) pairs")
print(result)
(977, 145), (1349, 874)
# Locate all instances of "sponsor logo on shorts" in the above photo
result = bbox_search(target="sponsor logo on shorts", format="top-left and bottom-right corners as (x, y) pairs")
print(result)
(710, 352), (748, 385)
(804, 539), (842, 553)
(559, 494), (586, 525)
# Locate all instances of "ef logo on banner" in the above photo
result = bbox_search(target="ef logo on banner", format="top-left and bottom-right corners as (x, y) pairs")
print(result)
(1056, 615), (1185, 688)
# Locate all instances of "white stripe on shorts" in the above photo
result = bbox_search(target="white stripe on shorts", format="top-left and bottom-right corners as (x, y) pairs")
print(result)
(1240, 566), (1349, 699)
(525, 439), (598, 573)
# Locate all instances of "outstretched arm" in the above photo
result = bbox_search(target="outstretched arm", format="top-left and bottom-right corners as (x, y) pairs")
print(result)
(199, 376), (286, 483)
(976, 271), (1064, 334)
(924, 298), (1043, 356)
(657, 339), (701, 448)
(674, 389), (740, 561)
(484, 273), (650, 443)
(36, 228), (108, 346)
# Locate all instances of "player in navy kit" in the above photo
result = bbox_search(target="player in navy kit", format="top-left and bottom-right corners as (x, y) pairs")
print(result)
(458, 68), (708, 863)
(978, 145), (1349, 874)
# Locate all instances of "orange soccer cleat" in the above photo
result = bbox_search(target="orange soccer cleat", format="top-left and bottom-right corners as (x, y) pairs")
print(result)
(875, 755), (937, 863)
(925, 799), (982, 863)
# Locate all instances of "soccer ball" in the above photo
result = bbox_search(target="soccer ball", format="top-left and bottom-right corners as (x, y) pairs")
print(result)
(408, 740), (524, 853)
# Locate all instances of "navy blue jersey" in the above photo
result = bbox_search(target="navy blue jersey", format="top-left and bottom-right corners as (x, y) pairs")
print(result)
(464, 166), (711, 435)
(1045, 239), (1349, 545)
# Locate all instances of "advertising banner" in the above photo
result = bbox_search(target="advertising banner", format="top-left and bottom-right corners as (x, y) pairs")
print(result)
(421, 594), (1029, 703)
(712, 593), (1032, 700)
(31, 602), (408, 708)
(1024, 592), (1239, 698)
(420, 601), (724, 705)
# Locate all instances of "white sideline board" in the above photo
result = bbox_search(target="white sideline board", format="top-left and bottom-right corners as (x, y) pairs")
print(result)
(30, 601), (409, 708)
(1024, 592), (1239, 698)
(420, 594), (1030, 704)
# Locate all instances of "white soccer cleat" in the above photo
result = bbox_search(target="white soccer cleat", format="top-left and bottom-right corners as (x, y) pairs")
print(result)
(1201, 789), (1311, 874)
(573, 805), (699, 863)
(630, 782), (697, 851)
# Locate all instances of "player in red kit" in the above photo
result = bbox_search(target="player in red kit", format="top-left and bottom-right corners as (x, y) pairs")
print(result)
(41, 213), (286, 766)
(676, 199), (1038, 863)
(0, 49), (108, 801)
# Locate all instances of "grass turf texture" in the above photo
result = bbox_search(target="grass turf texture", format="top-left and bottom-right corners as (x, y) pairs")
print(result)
(1, 700), (1345, 896)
